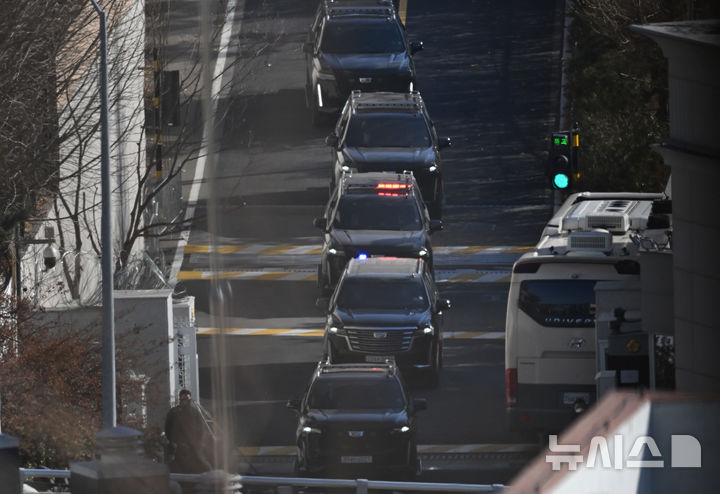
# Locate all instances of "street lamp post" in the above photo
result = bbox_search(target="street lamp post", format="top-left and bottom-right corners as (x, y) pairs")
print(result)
(89, 0), (116, 429)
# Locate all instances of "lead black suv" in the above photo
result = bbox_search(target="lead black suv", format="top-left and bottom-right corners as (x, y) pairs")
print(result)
(287, 361), (426, 479)
(303, 0), (424, 124)
(318, 257), (451, 384)
(326, 90), (451, 218)
(313, 171), (443, 293)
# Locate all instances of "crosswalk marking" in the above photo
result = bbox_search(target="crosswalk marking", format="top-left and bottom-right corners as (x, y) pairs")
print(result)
(178, 269), (511, 283)
(235, 443), (536, 457)
(196, 328), (504, 339)
(182, 244), (531, 256)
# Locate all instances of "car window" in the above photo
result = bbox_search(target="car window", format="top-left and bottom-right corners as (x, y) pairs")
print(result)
(320, 21), (405, 54)
(336, 278), (429, 310)
(308, 377), (405, 410)
(345, 114), (431, 148)
(334, 195), (421, 230)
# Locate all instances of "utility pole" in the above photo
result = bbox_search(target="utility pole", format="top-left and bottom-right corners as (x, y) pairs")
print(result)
(90, 0), (116, 429)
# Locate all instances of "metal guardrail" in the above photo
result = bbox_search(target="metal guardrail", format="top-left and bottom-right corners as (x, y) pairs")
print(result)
(20, 468), (506, 493)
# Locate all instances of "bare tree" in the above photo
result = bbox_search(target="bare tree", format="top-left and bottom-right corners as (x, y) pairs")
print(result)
(565, 0), (719, 191)
(0, 291), (149, 468)
(10, 0), (288, 305)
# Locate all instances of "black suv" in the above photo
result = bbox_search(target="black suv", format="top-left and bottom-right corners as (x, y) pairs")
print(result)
(303, 0), (424, 124)
(326, 90), (451, 218)
(318, 257), (450, 384)
(287, 361), (426, 479)
(313, 171), (442, 293)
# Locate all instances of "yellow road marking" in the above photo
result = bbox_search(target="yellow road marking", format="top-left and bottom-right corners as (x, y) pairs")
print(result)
(258, 245), (299, 255)
(251, 328), (297, 335)
(506, 246), (534, 254)
(255, 271), (293, 280)
(184, 244), (210, 254)
(447, 272), (485, 283)
(177, 271), (206, 280)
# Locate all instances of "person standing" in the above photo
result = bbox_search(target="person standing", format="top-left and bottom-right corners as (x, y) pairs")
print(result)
(164, 389), (212, 474)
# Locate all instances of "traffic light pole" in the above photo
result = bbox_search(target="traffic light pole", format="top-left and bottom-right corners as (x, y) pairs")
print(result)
(555, 0), (573, 212)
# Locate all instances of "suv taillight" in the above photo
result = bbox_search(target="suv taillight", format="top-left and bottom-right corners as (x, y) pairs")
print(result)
(506, 368), (518, 407)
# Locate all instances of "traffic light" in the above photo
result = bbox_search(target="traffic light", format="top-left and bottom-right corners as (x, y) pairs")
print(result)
(549, 131), (571, 189)
(548, 128), (580, 189)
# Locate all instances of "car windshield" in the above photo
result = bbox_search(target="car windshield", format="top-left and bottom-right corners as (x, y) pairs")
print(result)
(336, 278), (429, 310)
(345, 114), (431, 148)
(307, 377), (405, 410)
(334, 194), (422, 230)
(320, 21), (405, 54)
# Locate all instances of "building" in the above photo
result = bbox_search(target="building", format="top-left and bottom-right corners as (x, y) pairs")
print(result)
(17, 0), (147, 307)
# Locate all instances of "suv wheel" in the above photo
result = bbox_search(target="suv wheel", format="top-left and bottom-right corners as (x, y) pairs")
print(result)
(317, 264), (331, 295)
(310, 99), (326, 127)
(304, 82), (312, 109)
(322, 340), (333, 363)
(426, 341), (441, 387)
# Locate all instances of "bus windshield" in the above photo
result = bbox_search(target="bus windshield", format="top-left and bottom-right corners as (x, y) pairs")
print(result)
(518, 280), (597, 327)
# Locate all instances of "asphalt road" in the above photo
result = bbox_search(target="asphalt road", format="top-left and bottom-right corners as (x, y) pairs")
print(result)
(171, 0), (564, 485)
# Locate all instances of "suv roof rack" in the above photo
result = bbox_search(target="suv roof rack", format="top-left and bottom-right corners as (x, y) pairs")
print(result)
(350, 90), (424, 113)
(317, 361), (397, 376)
(341, 170), (415, 189)
(324, 0), (395, 19)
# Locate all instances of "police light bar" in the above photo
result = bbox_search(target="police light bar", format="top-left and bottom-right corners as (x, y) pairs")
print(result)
(376, 183), (410, 190)
(357, 253), (368, 260)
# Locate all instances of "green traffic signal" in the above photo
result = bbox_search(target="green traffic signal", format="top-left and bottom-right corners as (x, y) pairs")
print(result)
(552, 172), (570, 189)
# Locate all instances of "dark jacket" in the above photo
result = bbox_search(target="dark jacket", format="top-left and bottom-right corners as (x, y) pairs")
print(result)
(164, 401), (212, 474)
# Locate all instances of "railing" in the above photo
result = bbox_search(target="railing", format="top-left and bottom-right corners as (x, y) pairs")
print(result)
(20, 468), (506, 493)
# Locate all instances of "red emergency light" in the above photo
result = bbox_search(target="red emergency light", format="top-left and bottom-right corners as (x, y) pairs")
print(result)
(376, 183), (410, 190)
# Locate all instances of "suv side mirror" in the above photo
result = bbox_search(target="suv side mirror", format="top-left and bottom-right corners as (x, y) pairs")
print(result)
(437, 298), (451, 311)
(438, 136), (452, 149)
(429, 219), (443, 234)
(313, 217), (327, 230)
(412, 397), (427, 411)
(410, 40), (424, 55)
(303, 41), (313, 54)
(325, 133), (339, 148)
(286, 397), (301, 411)
(315, 297), (330, 310)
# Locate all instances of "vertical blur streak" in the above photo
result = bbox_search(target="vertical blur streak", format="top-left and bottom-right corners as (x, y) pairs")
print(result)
(200, 0), (232, 479)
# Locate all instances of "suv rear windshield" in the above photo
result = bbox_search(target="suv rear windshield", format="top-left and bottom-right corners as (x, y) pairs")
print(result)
(345, 114), (431, 148)
(337, 278), (428, 310)
(335, 195), (421, 230)
(518, 280), (597, 328)
(308, 377), (405, 410)
(321, 21), (405, 54)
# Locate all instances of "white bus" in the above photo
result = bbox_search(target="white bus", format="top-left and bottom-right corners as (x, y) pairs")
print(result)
(505, 192), (670, 432)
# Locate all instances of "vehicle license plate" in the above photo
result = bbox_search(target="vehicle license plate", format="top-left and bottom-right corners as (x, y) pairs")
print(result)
(563, 392), (590, 405)
(341, 456), (372, 464)
(365, 355), (394, 363)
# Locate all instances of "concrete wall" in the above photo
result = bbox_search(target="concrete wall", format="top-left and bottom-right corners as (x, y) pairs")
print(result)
(632, 21), (720, 393)
(31, 290), (200, 434)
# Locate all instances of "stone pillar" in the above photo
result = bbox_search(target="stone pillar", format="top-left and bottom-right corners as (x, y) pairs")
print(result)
(70, 426), (171, 494)
(0, 434), (21, 494)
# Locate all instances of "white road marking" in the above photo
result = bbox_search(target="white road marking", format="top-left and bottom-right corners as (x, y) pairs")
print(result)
(169, 0), (243, 284)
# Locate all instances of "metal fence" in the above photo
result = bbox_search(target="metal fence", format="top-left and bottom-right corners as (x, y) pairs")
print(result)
(20, 468), (506, 493)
